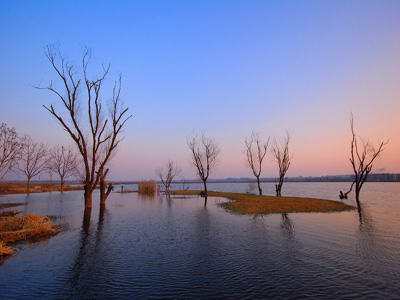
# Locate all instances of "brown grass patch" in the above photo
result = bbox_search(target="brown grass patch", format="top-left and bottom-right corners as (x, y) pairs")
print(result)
(0, 210), (20, 217)
(0, 240), (14, 257)
(0, 214), (59, 244)
(0, 182), (83, 195)
(138, 180), (157, 196)
(0, 203), (25, 210)
(172, 190), (355, 215)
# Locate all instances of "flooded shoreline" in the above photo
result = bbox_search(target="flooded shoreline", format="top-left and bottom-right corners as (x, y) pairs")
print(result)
(0, 183), (399, 298)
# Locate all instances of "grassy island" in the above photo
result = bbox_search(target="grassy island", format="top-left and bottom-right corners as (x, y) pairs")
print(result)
(0, 202), (59, 258)
(172, 190), (355, 215)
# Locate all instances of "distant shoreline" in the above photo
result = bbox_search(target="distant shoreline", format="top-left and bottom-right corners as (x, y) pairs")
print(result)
(1, 173), (399, 188)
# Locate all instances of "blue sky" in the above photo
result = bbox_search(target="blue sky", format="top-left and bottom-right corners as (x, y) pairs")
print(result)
(1, 1), (399, 180)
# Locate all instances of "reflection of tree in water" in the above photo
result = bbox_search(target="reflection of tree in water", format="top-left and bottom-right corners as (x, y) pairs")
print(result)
(355, 203), (377, 260)
(165, 194), (173, 208)
(190, 206), (213, 277)
(194, 206), (211, 244)
(64, 206), (110, 296)
(280, 213), (295, 239)
(249, 214), (269, 232)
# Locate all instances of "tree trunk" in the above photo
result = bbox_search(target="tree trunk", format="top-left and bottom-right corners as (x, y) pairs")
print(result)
(26, 177), (31, 195)
(355, 182), (361, 210)
(256, 177), (262, 195)
(83, 188), (93, 233)
(275, 181), (282, 197)
(60, 177), (64, 193)
(100, 179), (106, 206)
(203, 180), (208, 206)
(99, 201), (106, 224)
(99, 178), (112, 207)
(84, 188), (93, 209)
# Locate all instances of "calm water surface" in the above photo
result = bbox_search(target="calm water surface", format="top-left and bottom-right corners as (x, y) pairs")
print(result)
(0, 182), (399, 299)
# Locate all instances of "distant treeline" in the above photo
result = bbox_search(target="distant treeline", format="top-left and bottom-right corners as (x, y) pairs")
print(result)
(112, 173), (400, 185)
(224, 173), (400, 183)
(6, 173), (398, 185)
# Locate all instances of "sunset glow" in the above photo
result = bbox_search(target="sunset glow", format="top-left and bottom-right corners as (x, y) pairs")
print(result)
(0, 1), (399, 180)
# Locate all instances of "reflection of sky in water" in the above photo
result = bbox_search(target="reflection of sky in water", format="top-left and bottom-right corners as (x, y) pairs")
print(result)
(0, 182), (399, 298)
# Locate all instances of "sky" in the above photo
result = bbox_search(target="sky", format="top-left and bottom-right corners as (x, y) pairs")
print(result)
(0, 1), (399, 180)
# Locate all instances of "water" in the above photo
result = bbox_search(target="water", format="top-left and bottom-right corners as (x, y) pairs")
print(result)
(0, 182), (399, 299)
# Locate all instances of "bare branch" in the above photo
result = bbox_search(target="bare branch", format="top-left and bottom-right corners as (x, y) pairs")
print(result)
(244, 132), (269, 195)
(271, 132), (291, 197)
(17, 136), (48, 193)
(40, 46), (132, 210)
(157, 160), (181, 196)
(48, 145), (79, 191)
(0, 123), (21, 180)
(340, 114), (388, 204)
(187, 134), (219, 204)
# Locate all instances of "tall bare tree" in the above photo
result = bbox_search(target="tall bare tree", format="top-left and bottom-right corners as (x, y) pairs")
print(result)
(188, 134), (219, 206)
(40, 47), (131, 219)
(339, 115), (388, 208)
(0, 123), (20, 180)
(157, 160), (180, 197)
(244, 132), (269, 195)
(17, 136), (48, 193)
(48, 145), (79, 192)
(272, 133), (291, 197)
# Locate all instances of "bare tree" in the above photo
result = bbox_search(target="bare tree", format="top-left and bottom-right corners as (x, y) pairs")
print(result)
(188, 134), (219, 205)
(40, 47), (131, 220)
(0, 123), (21, 180)
(17, 136), (48, 193)
(339, 115), (388, 208)
(48, 145), (79, 192)
(245, 132), (269, 195)
(157, 160), (180, 197)
(271, 133), (291, 197)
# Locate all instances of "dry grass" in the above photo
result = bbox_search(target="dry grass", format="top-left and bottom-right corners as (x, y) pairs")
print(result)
(138, 180), (157, 196)
(0, 240), (14, 257)
(0, 182), (82, 195)
(0, 203), (25, 210)
(0, 210), (20, 217)
(0, 214), (60, 258)
(172, 190), (355, 215)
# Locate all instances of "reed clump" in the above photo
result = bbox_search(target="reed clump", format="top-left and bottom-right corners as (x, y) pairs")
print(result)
(0, 214), (59, 258)
(138, 180), (157, 196)
(0, 240), (14, 257)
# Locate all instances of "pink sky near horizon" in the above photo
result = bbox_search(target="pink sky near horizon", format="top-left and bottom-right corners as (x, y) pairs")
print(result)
(0, 1), (399, 181)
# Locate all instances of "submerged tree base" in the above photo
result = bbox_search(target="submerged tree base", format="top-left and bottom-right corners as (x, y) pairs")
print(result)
(172, 190), (355, 215)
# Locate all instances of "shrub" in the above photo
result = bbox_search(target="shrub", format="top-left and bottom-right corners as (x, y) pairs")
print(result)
(138, 180), (157, 196)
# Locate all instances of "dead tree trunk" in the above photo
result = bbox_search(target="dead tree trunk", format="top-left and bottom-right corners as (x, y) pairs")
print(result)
(203, 180), (208, 206)
(17, 136), (48, 195)
(99, 168), (113, 208)
(41, 47), (131, 225)
(256, 176), (262, 196)
(27, 176), (32, 194)
(272, 133), (291, 197)
(188, 134), (219, 206)
(340, 114), (387, 211)
(60, 176), (65, 192)
(157, 160), (180, 198)
(244, 132), (269, 196)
